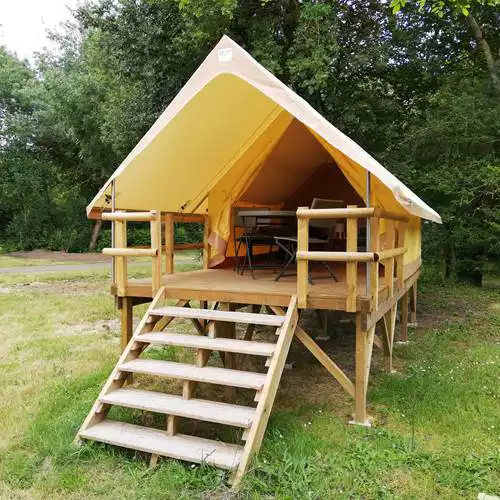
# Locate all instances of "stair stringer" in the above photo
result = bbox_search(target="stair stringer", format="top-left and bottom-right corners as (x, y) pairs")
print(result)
(75, 286), (167, 439)
(230, 295), (298, 488)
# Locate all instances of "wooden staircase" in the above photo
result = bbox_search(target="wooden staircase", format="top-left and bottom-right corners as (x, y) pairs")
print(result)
(77, 287), (298, 487)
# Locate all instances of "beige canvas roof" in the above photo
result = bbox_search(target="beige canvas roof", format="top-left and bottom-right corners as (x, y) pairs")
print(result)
(87, 35), (441, 224)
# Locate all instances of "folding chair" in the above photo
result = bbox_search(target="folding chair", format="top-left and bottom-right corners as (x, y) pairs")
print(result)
(233, 209), (276, 279)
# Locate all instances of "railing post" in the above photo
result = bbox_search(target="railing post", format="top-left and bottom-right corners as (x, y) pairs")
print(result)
(114, 212), (127, 297)
(151, 210), (162, 294)
(396, 221), (406, 289)
(202, 214), (210, 270)
(346, 205), (358, 312)
(369, 216), (380, 311)
(297, 208), (309, 308)
(383, 220), (395, 298)
(164, 213), (174, 275)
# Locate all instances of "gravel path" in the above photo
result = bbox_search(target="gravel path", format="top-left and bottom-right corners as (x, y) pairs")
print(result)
(0, 262), (149, 275)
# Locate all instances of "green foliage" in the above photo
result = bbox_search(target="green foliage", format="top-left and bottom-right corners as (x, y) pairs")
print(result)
(391, 0), (500, 16)
(391, 77), (500, 282)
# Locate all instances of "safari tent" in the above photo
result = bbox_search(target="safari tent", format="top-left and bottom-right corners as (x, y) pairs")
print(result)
(78, 35), (441, 486)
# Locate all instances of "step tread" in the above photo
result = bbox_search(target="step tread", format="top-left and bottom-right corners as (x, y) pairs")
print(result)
(80, 420), (243, 470)
(136, 332), (275, 357)
(118, 359), (266, 390)
(149, 306), (284, 326)
(100, 388), (255, 427)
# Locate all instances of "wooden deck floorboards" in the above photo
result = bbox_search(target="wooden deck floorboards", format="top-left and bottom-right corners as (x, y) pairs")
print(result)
(119, 266), (390, 312)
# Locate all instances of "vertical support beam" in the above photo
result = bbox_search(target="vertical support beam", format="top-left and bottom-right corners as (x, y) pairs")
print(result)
(400, 290), (409, 342)
(410, 282), (417, 323)
(120, 297), (133, 352)
(202, 214), (210, 270)
(166, 414), (178, 436)
(151, 210), (162, 294)
(383, 220), (395, 298)
(164, 213), (174, 275)
(396, 222), (406, 289)
(369, 216), (380, 312)
(114, 217), (127, 297)
(346, 205), (358, 312)
(365, 172), (372, 297)
(216, 303), (236, 402)
(354, 312), (368, 423)
(182, 380), (196, 399)
(111, 180), (116, 284)
(297, 209), (309, 309)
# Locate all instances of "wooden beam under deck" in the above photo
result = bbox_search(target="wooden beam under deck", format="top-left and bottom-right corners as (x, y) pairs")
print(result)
(111, 268), (382, 312)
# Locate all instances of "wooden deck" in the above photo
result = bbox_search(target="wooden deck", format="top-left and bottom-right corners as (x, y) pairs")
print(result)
(115, 266), (391, 312)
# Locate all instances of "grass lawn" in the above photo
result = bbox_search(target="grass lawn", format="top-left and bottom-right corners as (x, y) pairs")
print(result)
(0, 262), (498, 499)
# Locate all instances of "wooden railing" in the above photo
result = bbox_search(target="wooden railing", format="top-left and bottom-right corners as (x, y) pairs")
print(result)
(102, 211), (210, 296)
(296, 206), (408, 312)
(102, 210), (162, 296)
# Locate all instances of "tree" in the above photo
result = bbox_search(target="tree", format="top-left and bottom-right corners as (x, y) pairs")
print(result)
(391, 0), (500, 92)
(390, 77), (500, 283)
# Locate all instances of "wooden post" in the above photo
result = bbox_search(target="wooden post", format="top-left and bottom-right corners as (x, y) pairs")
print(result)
(120, 297), (133, 351)
(410, 282), (417, 323)
(216, 303), (236, 402)
(369, 216), (380, 311)
(396, 222), (406, 289)
(114, 217), (127, 297)
(297, 209), (309, 309)
(164, 213), (174, 275)
(202, 215), (210, 270)
(354, 312), (368, 423)
(346, 205), (358, 312)
(151, 210), (162, 294)
(383, 220), (395, 298)
(400, 290), (409, 342)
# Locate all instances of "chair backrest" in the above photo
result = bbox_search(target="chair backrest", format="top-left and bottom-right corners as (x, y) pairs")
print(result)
(310, 198), (344, 229)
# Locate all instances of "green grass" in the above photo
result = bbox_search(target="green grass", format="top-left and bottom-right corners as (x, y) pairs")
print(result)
(0, 263), (499, 498)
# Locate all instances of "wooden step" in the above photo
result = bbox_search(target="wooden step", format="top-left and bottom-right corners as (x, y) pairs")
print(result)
(149, 306), (284, 327)
(100, 388), (255, 427)
(118, 359), (266, 390)
(136, 332), (275, 357)
(80, 420), (243, 470)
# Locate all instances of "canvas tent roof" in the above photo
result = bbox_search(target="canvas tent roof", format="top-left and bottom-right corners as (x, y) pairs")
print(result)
(87, 35), (441, 225)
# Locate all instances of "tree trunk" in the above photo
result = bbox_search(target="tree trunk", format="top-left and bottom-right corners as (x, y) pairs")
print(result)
(466, 13), (500, 93)
(89, 219), (103, 251)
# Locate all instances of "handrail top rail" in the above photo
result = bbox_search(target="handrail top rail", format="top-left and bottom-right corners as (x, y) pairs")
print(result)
(296, 207), (409, 222)
(103, 247), (158, 257)
(296, 247), (406, 263)
(95, 209), (206, 224)
(102, 211), (158, 222)
(297, 207), (374, 219)
(297, 250), (376, 263)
